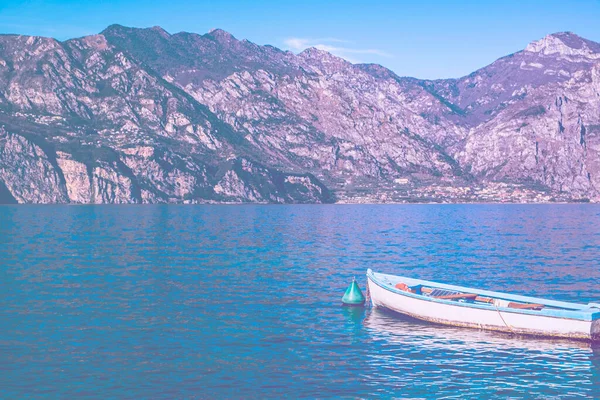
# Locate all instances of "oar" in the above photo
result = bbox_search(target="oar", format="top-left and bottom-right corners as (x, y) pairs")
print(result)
(420, 286), (544, 309)
(420, 287), (479, 300)
(420, 287), (504, 304)
(435, 293), (478, 300)
(506, 302), (544, 310)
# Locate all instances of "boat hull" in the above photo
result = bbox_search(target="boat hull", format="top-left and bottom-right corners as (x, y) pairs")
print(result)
(367, 275), (600, 342)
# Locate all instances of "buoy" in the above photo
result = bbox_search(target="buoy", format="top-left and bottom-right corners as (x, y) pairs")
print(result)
(342, 277), (366, 306)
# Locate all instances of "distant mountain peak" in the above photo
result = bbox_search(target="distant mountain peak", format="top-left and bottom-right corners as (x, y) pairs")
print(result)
(206, 28), (236, 42)
(525, 32), (600, 58)
(298, 47), (347, 63)
(101, 24), (170, 39)
(298, 46), (325, 56)
(149, 26), (170, 37)
(550, 31), (582, 42)
(101, 23), (127, 35)
(355, 63), (400, 80)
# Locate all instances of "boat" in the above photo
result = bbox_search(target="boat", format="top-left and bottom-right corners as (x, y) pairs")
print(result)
(366, 269), (600, 342)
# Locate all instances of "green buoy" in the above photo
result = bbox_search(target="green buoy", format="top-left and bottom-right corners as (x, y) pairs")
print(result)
(342, 277), (366, 307)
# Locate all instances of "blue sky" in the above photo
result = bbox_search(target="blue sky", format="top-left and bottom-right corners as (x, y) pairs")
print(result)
(1, 0), (599, 79)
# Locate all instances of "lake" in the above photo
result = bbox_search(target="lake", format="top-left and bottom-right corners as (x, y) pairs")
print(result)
(1, 205), (599, 398)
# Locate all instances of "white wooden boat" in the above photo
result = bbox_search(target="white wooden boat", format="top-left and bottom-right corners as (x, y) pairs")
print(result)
(367, 269), (600, 342)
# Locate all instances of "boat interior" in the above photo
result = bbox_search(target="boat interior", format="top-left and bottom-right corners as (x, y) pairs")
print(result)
(396, 282), (556, 311)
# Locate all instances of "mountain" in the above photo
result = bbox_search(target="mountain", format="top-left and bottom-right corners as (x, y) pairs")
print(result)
(0, 26), (599, 203)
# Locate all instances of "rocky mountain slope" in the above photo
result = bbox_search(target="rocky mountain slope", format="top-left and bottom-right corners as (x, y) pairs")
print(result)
(0, 26), (599, 203)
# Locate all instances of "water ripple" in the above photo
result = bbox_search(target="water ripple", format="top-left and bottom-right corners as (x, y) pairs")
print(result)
(0, 204), (599, 398)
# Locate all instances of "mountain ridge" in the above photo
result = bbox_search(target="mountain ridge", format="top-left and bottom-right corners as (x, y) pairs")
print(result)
(1, 25), (599, 203)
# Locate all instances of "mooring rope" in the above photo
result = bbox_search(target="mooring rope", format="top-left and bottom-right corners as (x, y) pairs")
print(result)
(495, 303), (515, 334)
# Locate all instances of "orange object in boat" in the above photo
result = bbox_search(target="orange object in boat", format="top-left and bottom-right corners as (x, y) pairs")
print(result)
(395, 282), (411, 292)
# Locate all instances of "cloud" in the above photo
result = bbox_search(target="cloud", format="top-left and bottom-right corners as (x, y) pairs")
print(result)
(283, 37), (391, 63)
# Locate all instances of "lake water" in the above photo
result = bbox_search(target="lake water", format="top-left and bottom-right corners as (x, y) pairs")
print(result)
(1, 205), (599, 398)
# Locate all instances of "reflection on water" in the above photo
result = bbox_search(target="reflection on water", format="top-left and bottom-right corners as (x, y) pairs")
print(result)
(1, 204), (600, 398)
(364, 309), (600, 398)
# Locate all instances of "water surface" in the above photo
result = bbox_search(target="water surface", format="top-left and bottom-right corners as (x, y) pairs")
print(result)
(1, 205), (599, 398)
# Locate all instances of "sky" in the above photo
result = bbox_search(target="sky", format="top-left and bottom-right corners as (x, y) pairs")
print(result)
(1, 0), (599, 79)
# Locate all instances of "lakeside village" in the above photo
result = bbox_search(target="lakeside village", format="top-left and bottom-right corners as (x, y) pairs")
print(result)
(336, 179), (593, 204)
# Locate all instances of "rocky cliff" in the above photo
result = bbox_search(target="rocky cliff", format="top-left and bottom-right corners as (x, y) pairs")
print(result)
(0, 26), (599, 203)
